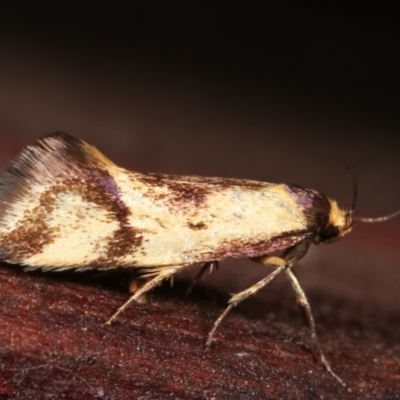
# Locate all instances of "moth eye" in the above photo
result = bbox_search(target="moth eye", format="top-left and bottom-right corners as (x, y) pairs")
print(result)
(319, 225), (340, 242)
(346, 213), (354, 228)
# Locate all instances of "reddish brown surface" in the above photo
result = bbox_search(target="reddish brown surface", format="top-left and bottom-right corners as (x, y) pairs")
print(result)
(1, 262), (400, 399)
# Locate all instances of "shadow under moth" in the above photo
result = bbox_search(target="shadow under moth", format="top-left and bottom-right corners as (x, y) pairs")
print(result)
(0, 132), (398, 385)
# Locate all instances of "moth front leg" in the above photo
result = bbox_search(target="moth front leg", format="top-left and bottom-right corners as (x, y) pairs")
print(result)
(259, 241), (344, 385)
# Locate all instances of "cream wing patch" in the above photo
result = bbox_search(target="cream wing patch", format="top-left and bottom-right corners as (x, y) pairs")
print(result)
(23, 192), (119, 268)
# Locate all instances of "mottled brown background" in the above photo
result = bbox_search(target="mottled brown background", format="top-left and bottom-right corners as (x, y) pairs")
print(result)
(0, 3), (400, 399)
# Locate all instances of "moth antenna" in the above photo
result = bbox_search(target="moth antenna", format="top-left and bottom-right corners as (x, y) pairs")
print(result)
(346, 166), (400, 222)
(355, 210), (400, 223)
(346, 165), (357, 212)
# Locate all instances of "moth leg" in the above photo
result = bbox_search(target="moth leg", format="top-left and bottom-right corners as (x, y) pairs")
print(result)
(205, 262), (286, 351)
(104, 265), (186, 326)
(206, 241), (312, 349)
(284, 268), (345, 386)
(186, 261), (218, 297)
(128, 277), (148, 304)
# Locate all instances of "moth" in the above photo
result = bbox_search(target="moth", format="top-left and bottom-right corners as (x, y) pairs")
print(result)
(0, 132), (398, 385)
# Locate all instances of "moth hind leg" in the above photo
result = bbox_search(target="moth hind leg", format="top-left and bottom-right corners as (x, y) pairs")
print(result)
(104, 264), (187, 326)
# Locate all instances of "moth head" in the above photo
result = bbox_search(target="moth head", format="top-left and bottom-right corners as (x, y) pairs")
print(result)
(316, 201), (354, 244)
(316, 182), (400, 245)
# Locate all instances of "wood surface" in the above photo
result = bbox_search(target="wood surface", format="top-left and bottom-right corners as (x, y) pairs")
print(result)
(1, 262), (400, 399)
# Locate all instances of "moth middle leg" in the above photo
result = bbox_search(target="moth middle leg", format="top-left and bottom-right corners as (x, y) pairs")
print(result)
(128, 277), (149, 304)
(205, 254), (294, 350)
(185, 261), (219, 297)
(206, 241), (311, 349)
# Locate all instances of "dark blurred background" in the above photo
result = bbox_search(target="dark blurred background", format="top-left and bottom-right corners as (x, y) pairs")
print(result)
(0, 3), (399, 310)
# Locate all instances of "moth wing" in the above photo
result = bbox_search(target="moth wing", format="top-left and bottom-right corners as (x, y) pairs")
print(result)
(116, 173), (310, 267)
(0, 133), (313, 272)
(0, 132), (134, 269)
